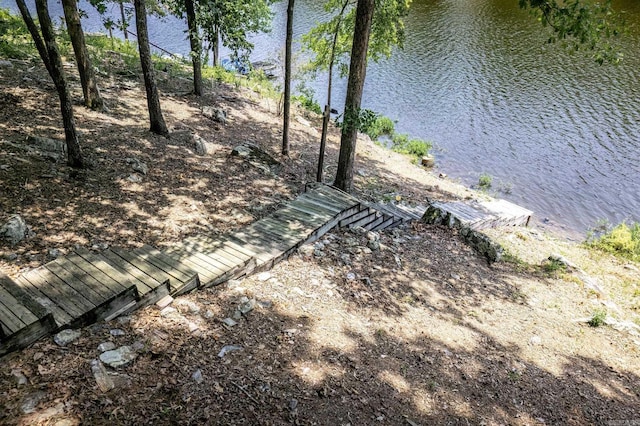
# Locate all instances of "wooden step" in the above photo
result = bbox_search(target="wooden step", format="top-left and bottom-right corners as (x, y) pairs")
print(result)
(1, 273), (57, 357)
(132, 245), (200, 296)
(75, 247), (169, 309)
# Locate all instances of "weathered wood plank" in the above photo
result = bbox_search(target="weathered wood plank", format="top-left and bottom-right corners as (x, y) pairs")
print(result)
(132, 245), (200, 295)
(73, 247), (146, 293)
(82, 249), (155, 297)
(363, 214), (386, 231)
(0, 292), (26, 334)
(109, 248), (178, 292)
(339, 208), (374, 228)
(348, 211), (382, 229)
(43, 263), (107, 308)
(296, 193), (344, 214)
(288, 200), (336, 220)
(100, 249), (171, 305)
(306, 183), (360, 207)
(14, 276), (72, 327)
(0, 277), (39, 329)
(51, 256), (123, 302)
(64, 251), (131, 293)
(161, 251), (219, 283)
(22, 268), (96, 317)
(308, 187), (357, 210)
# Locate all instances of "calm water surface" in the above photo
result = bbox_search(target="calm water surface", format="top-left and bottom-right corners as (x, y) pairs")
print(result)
(4, 0), (640, 237)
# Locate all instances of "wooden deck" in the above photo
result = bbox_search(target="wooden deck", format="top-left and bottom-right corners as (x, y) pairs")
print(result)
(423, 199), (533, 230)
(1, 183), (433, 357)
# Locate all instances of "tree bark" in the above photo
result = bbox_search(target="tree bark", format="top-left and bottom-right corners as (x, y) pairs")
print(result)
(16, 0), (51, 75)
(212, 24), (220, 66)
(120, 1), (128, 40)
(317, 0), (349, 182)
(31, 0), (85, 168)
(282, 0), (295, 156)
(333, 0), (374, 193)
(185, 0), (202, 96)
(134, 0), (169, 136)
(62, 0), (104, 110)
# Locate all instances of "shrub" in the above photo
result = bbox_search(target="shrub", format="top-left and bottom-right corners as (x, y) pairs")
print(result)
(588, 309), (607, 327)
(0, 8), (33, 59)
(588, 222), (640, 262)
(478, 173), (493, 189)
(390, 133), (432, 159)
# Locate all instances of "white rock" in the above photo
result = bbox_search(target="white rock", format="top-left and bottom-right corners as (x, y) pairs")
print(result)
(99, 346), (137, 368)
(54, 329), (81, 346)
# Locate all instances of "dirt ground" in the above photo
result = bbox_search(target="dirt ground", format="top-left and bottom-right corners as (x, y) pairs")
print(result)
(1, 57), (639, 425)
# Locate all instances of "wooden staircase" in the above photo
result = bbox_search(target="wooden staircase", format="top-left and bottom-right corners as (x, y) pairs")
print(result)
(0, 184), (425, 357)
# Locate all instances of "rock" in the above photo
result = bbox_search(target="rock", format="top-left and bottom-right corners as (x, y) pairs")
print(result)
(529, 335), (542, 346)
(257, 272), (272, 282)
(127, 174), (142, 183)
(192, 369), (204, 384)
(125, 157), (148, 175)
(174, 299), (201, 315)
(0, 59), (13, 67)
(110, 329), (125, 336)
(367, 240), (380, 251)
(99, 346), (137, 368)
(11, 369), (28, 386)
(54, 329), (81, 346)
(193, 134), (209, 155)
(91, 242), (109, 251)
(351, 226), (367, 235)
(91, 359), (115, 392)
(221, 317), (238, 327)
(548, 253), (574, 269)
(26, 135), (66, 161)
(202, 106), (227, 124)
(346, 272), (356, 282)
(98, 342), (116, 352)
(0, 215), (28, 245)
(366, 231), (379, 242)
(231, 143), (281, 173)
(48, 248), (61, 259)
(217, 345), (242, 358)
(233, 297), (256, 320)
(298, 244), (315, 257)
(21, 390), (47, 414)
(421, 155), (435, 167)
(4, 252), (18, 261)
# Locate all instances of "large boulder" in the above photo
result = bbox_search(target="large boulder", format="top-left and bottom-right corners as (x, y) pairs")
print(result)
(231, 143), (281, 174)
(0, 215), (29, 245)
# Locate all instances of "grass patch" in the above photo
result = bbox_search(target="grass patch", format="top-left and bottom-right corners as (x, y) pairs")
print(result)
(478, 173), (493, 190)
(587, 221), (640, 262)
(390, 133), (432, 159)
(588, 308), (607, 327)
(0, 8), (33, 59)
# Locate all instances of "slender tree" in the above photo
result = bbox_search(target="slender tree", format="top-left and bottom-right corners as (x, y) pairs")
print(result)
(133, 0), (169, 136)
(315, 0), (349, 182)
(17, 0), (85, 168)
(62, 0), (104, 110)
(282, 0), (294, 156)
(333, 0), (374, 192)
(185, 0), (203, 95)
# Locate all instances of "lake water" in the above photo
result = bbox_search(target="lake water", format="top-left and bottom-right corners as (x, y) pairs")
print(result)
(4, 0), (640, 238)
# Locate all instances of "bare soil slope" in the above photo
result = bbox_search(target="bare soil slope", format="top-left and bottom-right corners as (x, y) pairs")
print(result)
(0, 58), (639, 425)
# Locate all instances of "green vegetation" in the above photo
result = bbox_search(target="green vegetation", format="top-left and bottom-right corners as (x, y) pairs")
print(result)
(588, 308), (607, 327)
(478, 173), (493, 190)
(0, 8), (32, 59)
(587, 222), (640, 262)
(542, 257), (567, 275)
(390, 133), (431, 158)
(292, 82), (322, 115)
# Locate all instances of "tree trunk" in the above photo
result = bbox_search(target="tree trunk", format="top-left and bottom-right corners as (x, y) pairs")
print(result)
(62, 0), (104, 110)
(282, 0), (294, 156)
(16, 0), (51, 75)
(317, 0), (349, 182)
(333, 0), (374, 193)
(34, 0), (85, 168)
(185, 0), (202, 96)
(120, 1), (128, 40)
(133, 0), (169, 136)
(212, 25), (220, 66)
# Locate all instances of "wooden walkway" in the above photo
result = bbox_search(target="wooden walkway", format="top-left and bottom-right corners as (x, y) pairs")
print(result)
(1, 184), (420, 357)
